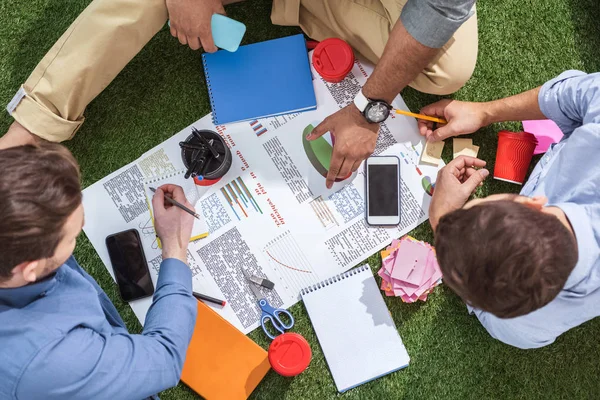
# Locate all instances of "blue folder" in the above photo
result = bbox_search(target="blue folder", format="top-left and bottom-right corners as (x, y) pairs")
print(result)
(202, 34), (317, 125)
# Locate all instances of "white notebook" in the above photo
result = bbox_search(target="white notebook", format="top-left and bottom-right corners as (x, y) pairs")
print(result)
(144, 170), (209, 244)
(300, 265), (410, 392)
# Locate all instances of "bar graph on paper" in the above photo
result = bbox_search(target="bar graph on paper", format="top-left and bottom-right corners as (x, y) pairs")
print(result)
(220, 177), (263, 221)
(263, 230), (321, 295)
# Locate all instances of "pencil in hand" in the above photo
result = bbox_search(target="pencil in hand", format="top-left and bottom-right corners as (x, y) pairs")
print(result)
(150, 187), (201, 220)
(394, 109), (447, 124)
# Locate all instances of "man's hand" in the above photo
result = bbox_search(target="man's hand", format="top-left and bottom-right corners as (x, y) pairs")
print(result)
(166, 0), (225, 52)
(418, 100), (489, 142)
(308, 105), (379, 188)
(152, 184), (195, 263)
(429, 156), (489, 230)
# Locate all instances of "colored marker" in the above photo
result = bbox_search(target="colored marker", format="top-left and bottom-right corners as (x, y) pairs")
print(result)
(193, 291), (226, 307)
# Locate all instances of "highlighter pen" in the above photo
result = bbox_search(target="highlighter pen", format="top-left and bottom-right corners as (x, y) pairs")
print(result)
(193, 291), (226, 307)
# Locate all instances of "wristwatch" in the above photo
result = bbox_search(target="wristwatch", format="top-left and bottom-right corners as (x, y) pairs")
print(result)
(353, 90), (392, 124)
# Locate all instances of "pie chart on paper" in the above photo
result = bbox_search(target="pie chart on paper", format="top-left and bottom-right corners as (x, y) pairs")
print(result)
(302, 123), (348, 182)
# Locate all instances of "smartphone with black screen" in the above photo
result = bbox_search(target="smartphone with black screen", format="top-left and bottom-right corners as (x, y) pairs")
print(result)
(365, 156), (401, 226)
(106, 229), (154, 302)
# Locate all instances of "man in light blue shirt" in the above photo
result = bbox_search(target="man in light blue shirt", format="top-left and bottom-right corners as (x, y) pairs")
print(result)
(0, 143), (197, 399)
(420, 71), (600, 349)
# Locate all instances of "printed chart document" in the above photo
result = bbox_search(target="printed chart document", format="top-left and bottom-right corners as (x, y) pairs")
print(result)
(82, 57), (443, 334)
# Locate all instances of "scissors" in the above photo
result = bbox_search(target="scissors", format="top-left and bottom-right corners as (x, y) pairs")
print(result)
(244, 272), (294, 339)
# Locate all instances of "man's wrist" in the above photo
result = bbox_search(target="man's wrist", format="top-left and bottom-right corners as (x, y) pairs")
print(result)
(362, 81), (395, 104)
(162, 243), (187, 264)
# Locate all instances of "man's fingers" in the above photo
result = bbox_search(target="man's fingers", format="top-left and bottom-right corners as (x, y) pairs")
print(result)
(463, 168), (489, 193)
(177, 32), (188, 45)
(428, 124), (454, 142)
(188, 36), (201, 51)
(418, 120), (433, 136)
(307, 118), (331, 141)
(420, 99), (451, 119)
(170, 25), (178, 38)
(448, 155), (487, 170)
(199, 28), (218, 53)
(152, 187), (167, 214)
(351, 159), (362, 173)
(326, 152), (344, 189)
(337, 157), (354, 181)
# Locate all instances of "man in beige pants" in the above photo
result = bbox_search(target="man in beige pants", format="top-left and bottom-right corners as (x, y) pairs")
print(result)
(2, 0), (477, 187)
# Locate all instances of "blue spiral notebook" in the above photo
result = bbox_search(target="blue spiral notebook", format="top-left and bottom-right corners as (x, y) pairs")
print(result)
(202, 34), (317, 125)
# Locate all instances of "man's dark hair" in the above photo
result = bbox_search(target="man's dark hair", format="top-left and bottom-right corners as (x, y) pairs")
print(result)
(0, 143), (81, 280)
(435, 200), (578, 318)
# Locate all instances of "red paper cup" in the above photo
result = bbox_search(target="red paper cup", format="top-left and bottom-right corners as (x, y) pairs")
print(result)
(312, 38), (354, 83)
(268, 333), (311, 377)
(494, 131), (538, 185)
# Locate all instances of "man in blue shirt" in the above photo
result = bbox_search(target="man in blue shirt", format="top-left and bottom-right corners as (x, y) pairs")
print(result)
(0, 143), (197, 399)
(420, 71), (600, 349)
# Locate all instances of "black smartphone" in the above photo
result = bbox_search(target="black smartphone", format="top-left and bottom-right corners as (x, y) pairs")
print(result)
(365, 155), (401, 226)
(105, 229), (154, 302)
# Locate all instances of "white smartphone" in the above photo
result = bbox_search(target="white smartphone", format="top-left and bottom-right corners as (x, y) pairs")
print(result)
(365, 155), (401, 226)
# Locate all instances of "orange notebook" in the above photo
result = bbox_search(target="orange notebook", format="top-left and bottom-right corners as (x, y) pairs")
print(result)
(181, 302), (271, 400)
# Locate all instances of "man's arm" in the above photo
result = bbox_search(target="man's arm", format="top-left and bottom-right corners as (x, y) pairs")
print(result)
(418, 87), (545, 142)
(419, 70), (600, 142)
(362, 22), (439, 104)
(310, 0), (475, 188)
(16, 258), (197, 399)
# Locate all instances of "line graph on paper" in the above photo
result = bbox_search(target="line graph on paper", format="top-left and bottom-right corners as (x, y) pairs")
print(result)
(262, 230), (321, 295)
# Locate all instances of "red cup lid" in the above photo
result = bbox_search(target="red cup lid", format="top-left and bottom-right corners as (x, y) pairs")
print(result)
(312, 38), (354, 81)
(498, 130), (538, 144)
(268, 333), (311, 377)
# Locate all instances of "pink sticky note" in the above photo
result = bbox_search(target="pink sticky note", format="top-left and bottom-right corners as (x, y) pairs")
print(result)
(382, 257), (395, 274)
(402, 254), (428, 286)
(414, 266), (443, 298)
(390, 241), (431, 281)
(522, 119), (564, 155)
(389, 239), (402, 250)
(394, 280), (420, 296)
(400, 293), (412, 303)
(385, 290), (394, 297)
(378, 267), (391, 281)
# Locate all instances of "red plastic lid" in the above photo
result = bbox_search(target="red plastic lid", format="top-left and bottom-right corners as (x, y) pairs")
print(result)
(312, 38), (354, 83)
(268, 333), (311, 377)
(498, 130), (538, 144)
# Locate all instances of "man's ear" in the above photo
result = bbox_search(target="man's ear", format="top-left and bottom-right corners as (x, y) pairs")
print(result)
(514, 195), (547, 211)
(13, 261), (40, 283)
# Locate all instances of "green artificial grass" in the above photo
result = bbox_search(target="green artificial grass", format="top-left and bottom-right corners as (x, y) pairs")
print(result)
(2, 0), (600, 399)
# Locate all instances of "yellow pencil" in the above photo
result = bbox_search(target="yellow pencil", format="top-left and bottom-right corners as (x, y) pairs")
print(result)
(394, 109), (447, 124)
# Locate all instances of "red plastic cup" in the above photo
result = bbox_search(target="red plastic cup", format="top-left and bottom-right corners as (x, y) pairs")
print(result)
(311, 38), (354, 83)
(268, 332), (311, 377)
(494, 131), (538, 185)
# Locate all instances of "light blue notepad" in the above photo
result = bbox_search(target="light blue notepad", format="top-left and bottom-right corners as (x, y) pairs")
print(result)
(300, 265), (410, 393)
(202, 34), (316, 125)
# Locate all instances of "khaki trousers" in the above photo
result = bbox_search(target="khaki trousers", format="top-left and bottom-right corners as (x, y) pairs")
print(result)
(11, 0), (477, 143)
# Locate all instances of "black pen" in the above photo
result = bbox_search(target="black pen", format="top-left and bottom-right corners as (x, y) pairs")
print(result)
(193, 291), (226, 307)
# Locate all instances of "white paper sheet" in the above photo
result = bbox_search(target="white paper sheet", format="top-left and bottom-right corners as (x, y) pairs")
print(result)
(82, 57), (443, 334)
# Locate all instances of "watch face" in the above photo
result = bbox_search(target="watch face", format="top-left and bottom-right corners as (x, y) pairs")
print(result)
(365, 102), (390, 123)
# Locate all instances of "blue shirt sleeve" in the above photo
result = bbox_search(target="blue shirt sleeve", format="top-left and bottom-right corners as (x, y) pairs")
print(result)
(469, 307), (557, 350)
(400, 0), (475, 48)
(539, 70), (600, 136)
(16, 258), (197, 400)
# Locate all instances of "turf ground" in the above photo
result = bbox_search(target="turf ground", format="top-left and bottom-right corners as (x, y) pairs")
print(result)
(2, 0), (600, 398)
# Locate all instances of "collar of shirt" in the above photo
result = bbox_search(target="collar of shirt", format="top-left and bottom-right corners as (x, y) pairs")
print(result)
(554, 202), (597, 290)
(0, 265), (65, 308)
